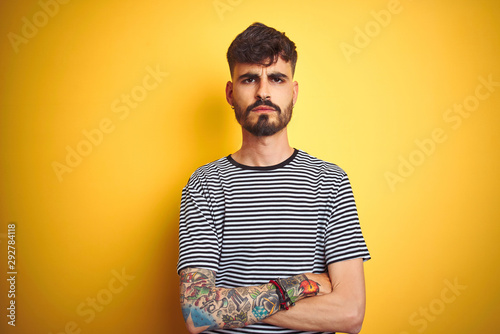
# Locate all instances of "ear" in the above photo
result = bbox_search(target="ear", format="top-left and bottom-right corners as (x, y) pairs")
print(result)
(225, 81), (234, 107)
(292, 81), (299, 106)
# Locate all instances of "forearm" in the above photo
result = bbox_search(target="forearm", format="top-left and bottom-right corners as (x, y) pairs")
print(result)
(263, 289), (364, 333)
(263, 259), (366, 334)
(182, 284), (275, 333)
(180, 268), (323, 334)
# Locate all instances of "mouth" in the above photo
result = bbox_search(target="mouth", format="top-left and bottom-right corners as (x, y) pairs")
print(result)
(252, 106), (276, 113)
(245, 100), (281, 116)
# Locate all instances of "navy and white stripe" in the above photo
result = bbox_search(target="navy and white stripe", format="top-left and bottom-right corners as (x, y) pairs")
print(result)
(177, 149), (370, 334)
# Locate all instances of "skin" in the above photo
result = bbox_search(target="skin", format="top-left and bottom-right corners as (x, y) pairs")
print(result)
(180, 57), (367, 333)
(225, 57), (298, 167)
(263, 258), (366, 333)
(180, 268), (332, 334)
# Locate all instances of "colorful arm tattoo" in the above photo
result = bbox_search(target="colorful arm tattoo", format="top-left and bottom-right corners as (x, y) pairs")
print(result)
(179, 268), (321, 332)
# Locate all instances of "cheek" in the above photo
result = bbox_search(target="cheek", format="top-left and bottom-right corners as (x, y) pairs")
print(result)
(276, 88), (294, 102)
(275, 97), (293, 111)
(233, 86), (255, 99)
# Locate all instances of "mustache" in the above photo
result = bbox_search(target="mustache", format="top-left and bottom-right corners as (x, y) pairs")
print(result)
(245, 99), (281, 116)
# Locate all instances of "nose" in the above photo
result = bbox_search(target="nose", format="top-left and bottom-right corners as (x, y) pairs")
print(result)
(256, 79), (270, 101)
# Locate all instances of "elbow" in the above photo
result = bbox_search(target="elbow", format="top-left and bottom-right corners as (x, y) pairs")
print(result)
(183, 316), (207, 334)
(185, 324), (204, 334)
(345, 320), (363, 334)
(325, 304), (364, 334)
(342, 306), (365, 334)
(186, 328), (204, 334)
(181, 305), (209, 334)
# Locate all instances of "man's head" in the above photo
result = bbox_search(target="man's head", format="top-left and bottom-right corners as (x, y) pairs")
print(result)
(226, 23), (299, 137)
(226, 22), (298, 78)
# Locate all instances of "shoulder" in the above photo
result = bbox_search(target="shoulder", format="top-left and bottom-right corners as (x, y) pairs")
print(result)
(186, 156), (231, 189)
(294, 149), (347, 179)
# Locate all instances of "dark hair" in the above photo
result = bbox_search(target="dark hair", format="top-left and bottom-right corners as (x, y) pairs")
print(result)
(227, 22), (298, 77)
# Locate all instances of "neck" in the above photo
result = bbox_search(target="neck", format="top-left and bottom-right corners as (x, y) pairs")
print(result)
(231, 127), (294, 167)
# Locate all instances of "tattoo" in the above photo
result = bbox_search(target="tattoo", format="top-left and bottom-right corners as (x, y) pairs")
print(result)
(299, 275), (320, 296)
(227, 290), (249, 312)
(253, 289), (279, 317)
(280, 274), (320, 304)
(180, 269), (226, 329)
(182, 305), (215, 328)
(179, 268), (321, 331)
(222, 311), (248, 328)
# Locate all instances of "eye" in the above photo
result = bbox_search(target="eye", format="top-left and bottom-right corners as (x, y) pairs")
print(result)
(271, 77), (284, 83)
(243, 78), (256, 84)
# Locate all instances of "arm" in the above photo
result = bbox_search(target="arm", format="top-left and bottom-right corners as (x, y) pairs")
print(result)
(263, 258), (366, 334)
(179, 267), (332, 334)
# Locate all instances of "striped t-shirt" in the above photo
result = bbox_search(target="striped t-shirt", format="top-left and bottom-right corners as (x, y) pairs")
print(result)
(177, 149), (370, 334)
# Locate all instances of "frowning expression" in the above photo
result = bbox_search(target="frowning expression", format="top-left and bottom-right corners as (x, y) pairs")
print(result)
(226, 57), (298, 137)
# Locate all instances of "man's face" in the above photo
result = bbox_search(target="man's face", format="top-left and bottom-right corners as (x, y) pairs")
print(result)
(226, 57), (298, 137)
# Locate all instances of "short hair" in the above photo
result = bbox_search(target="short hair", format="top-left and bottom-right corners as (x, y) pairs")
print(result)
(226, 22), (298, 77)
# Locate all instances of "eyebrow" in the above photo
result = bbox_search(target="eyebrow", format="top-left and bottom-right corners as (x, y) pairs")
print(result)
(237, 71), (289, 81)
(238, 73), (260, 81)
(268, 72), (289, 80)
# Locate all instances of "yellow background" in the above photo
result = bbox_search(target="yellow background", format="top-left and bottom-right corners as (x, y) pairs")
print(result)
(1, 0), (499, 333)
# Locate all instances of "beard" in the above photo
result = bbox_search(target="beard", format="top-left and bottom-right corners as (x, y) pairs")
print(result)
(233, 99), (294, 137)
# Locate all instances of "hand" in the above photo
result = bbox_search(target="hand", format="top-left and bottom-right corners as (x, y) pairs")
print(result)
(304, 272), (332, 296)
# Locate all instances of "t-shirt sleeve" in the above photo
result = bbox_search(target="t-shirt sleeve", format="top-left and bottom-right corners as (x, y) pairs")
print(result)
(176, 171), (221, 274)
(325, 172), (371, 265)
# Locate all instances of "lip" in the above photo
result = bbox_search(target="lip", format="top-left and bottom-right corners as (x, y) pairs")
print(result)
(252, 106), (276, 112)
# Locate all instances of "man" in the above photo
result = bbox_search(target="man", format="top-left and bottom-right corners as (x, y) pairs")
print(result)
(177, 22), (370, 334)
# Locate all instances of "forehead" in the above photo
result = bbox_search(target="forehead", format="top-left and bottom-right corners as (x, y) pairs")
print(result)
(232, 57), (293, 78)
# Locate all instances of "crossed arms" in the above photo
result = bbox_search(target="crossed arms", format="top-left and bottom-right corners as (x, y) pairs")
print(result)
(179, 258), (366, 334)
